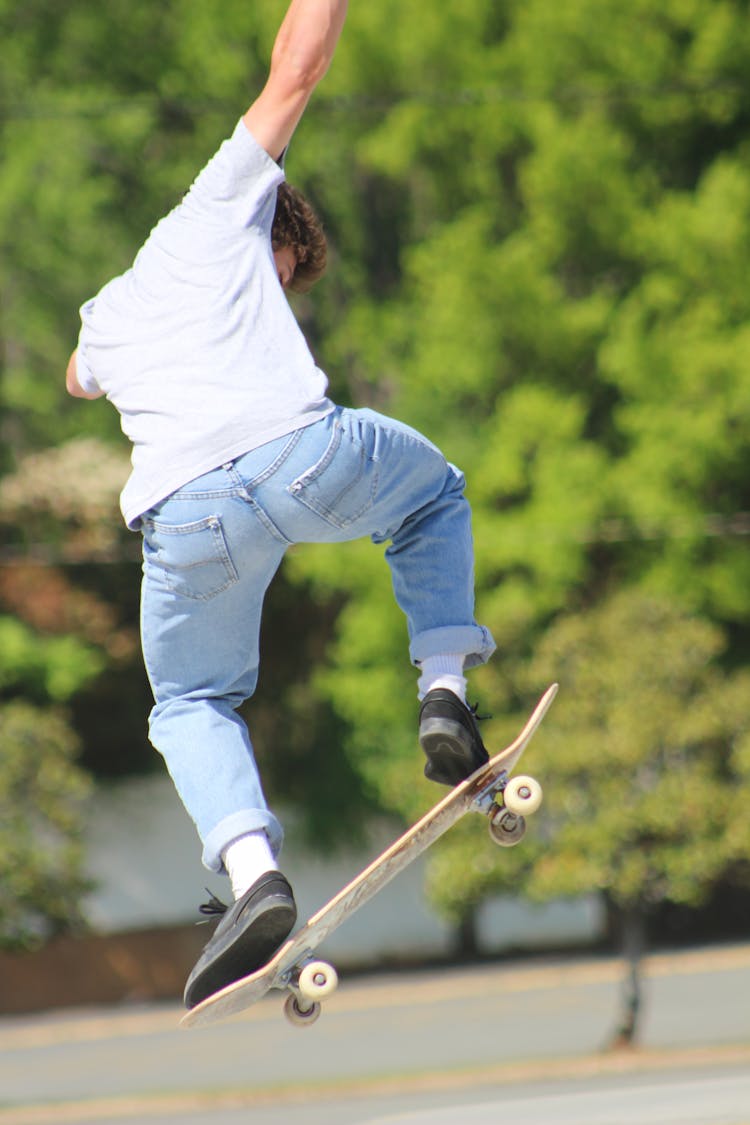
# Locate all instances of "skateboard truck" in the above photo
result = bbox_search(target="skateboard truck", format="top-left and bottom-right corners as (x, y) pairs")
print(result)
(472, 768), (544, 848)
(279, 953), (340, 1027)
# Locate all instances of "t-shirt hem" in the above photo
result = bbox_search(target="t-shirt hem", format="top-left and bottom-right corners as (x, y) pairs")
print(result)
(122, 404), (336, 529)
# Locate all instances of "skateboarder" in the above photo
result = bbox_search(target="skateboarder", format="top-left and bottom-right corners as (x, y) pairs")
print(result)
(66, 0), (495, 1008)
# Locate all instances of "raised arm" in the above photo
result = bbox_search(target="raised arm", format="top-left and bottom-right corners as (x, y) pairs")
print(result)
(243, 0), (348, 161)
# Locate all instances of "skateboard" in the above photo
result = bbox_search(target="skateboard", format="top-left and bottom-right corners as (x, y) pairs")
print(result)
(181, 682), (558, 1031)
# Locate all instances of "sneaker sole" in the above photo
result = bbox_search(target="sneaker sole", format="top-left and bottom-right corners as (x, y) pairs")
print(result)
(185, 897), (296, 1008)
(420, 717), (487, 786)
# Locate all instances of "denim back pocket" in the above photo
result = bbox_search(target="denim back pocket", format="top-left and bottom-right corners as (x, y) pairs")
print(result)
(142, 515), (238, 600)
(288, 419), (379, 530)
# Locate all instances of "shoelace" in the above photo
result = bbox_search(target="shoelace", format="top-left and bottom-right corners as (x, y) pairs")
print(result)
(468, 700), (492, 722)
(197, 891), (228, 922)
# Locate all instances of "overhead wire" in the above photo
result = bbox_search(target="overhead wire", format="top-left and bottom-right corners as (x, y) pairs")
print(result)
(0, 75), (746, 122)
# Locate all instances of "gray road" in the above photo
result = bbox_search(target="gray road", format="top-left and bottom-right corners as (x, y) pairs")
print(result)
(358, 1070), (750, 1125)
(1, 943), (749, 1125)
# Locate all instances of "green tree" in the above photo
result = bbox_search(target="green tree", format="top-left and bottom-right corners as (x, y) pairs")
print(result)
(288, 0), (750, 934)
(0, 701), (93, 948)
(601, 153), (750, 621)
(524, 592), (750, 1045)
(0, 436), (126, 945)
(424, 593), (750, 1045)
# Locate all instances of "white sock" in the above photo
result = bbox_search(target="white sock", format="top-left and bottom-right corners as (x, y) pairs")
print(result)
(417, 653), (467, 702)
(222, 831), (277, 901)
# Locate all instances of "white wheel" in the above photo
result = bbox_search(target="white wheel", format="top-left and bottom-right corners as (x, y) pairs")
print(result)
(283, 993), (321, 1028)
(298, 960), (339, 1002)
(488, 808), (527, 847)
(504, 774), (543, 816)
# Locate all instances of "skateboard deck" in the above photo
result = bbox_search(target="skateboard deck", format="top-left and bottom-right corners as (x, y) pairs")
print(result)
(181, 682), (558, 1030)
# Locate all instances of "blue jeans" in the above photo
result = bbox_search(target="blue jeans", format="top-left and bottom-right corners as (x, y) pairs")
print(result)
(140, 406), (495, 871)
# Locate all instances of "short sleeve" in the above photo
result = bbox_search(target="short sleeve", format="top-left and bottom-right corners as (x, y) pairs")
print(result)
(179, 119), (286, 230)
(75, 302), (102, 395)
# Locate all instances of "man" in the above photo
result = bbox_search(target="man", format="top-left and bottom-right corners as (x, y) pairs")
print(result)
(67, 0), (495, 1009)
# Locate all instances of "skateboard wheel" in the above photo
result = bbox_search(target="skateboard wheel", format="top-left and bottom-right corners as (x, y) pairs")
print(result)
(298, 960), (339, 1001)
(488, 808), (527, 847)
(283, 994), (321, 1028)
(503, 775), (543, 816)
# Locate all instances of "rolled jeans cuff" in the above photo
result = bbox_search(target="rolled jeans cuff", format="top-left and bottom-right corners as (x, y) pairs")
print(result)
(202, 810), (284, 874)
(409, 625), (496, 670)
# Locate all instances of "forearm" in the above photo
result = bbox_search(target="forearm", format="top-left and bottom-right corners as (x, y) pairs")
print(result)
(270, 0), (348, 88)
(243, 0), (348, 159)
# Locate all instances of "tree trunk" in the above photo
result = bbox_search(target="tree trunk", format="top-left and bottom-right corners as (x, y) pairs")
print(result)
(455, 908), (480, 959)
(609, 902), (647, 1050)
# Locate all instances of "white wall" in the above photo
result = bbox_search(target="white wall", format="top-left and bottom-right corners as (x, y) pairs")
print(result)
(82, 774), (604, 963)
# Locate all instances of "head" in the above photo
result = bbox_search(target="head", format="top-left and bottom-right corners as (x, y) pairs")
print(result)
(271, 182), (327, 294)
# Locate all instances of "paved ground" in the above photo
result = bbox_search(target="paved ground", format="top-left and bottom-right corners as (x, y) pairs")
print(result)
(1, 943), (749, 1125)
(358, 1069), (750, 1125)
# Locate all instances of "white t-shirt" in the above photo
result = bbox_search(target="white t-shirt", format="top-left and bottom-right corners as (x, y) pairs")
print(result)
(76, 119), (334, 528)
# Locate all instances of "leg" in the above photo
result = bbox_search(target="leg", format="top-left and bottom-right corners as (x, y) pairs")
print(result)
(378, 451), (494, 671)
(242, 407), (495, 673)
(140, 465), (287, 872)
(333, 409), (495, 671)
(354, 413), (496, 784)
(242, 408), (496, 784)
(140, 459), (303, 1008)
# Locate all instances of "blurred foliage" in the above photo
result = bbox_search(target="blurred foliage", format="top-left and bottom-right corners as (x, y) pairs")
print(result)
(0, 437), (134, 561)
(0, 702), (92, 950)
(428, 593), (750, 920)
(1, 0), (750, 953)
(287, 0), (750, 938)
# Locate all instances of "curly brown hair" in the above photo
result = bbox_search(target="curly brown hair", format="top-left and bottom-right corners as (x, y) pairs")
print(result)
(272, 183), (327, 293)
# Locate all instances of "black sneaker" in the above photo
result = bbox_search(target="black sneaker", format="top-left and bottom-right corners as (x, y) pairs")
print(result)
(184, 870), (297, 1009)
(419, 688), (489, 787)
